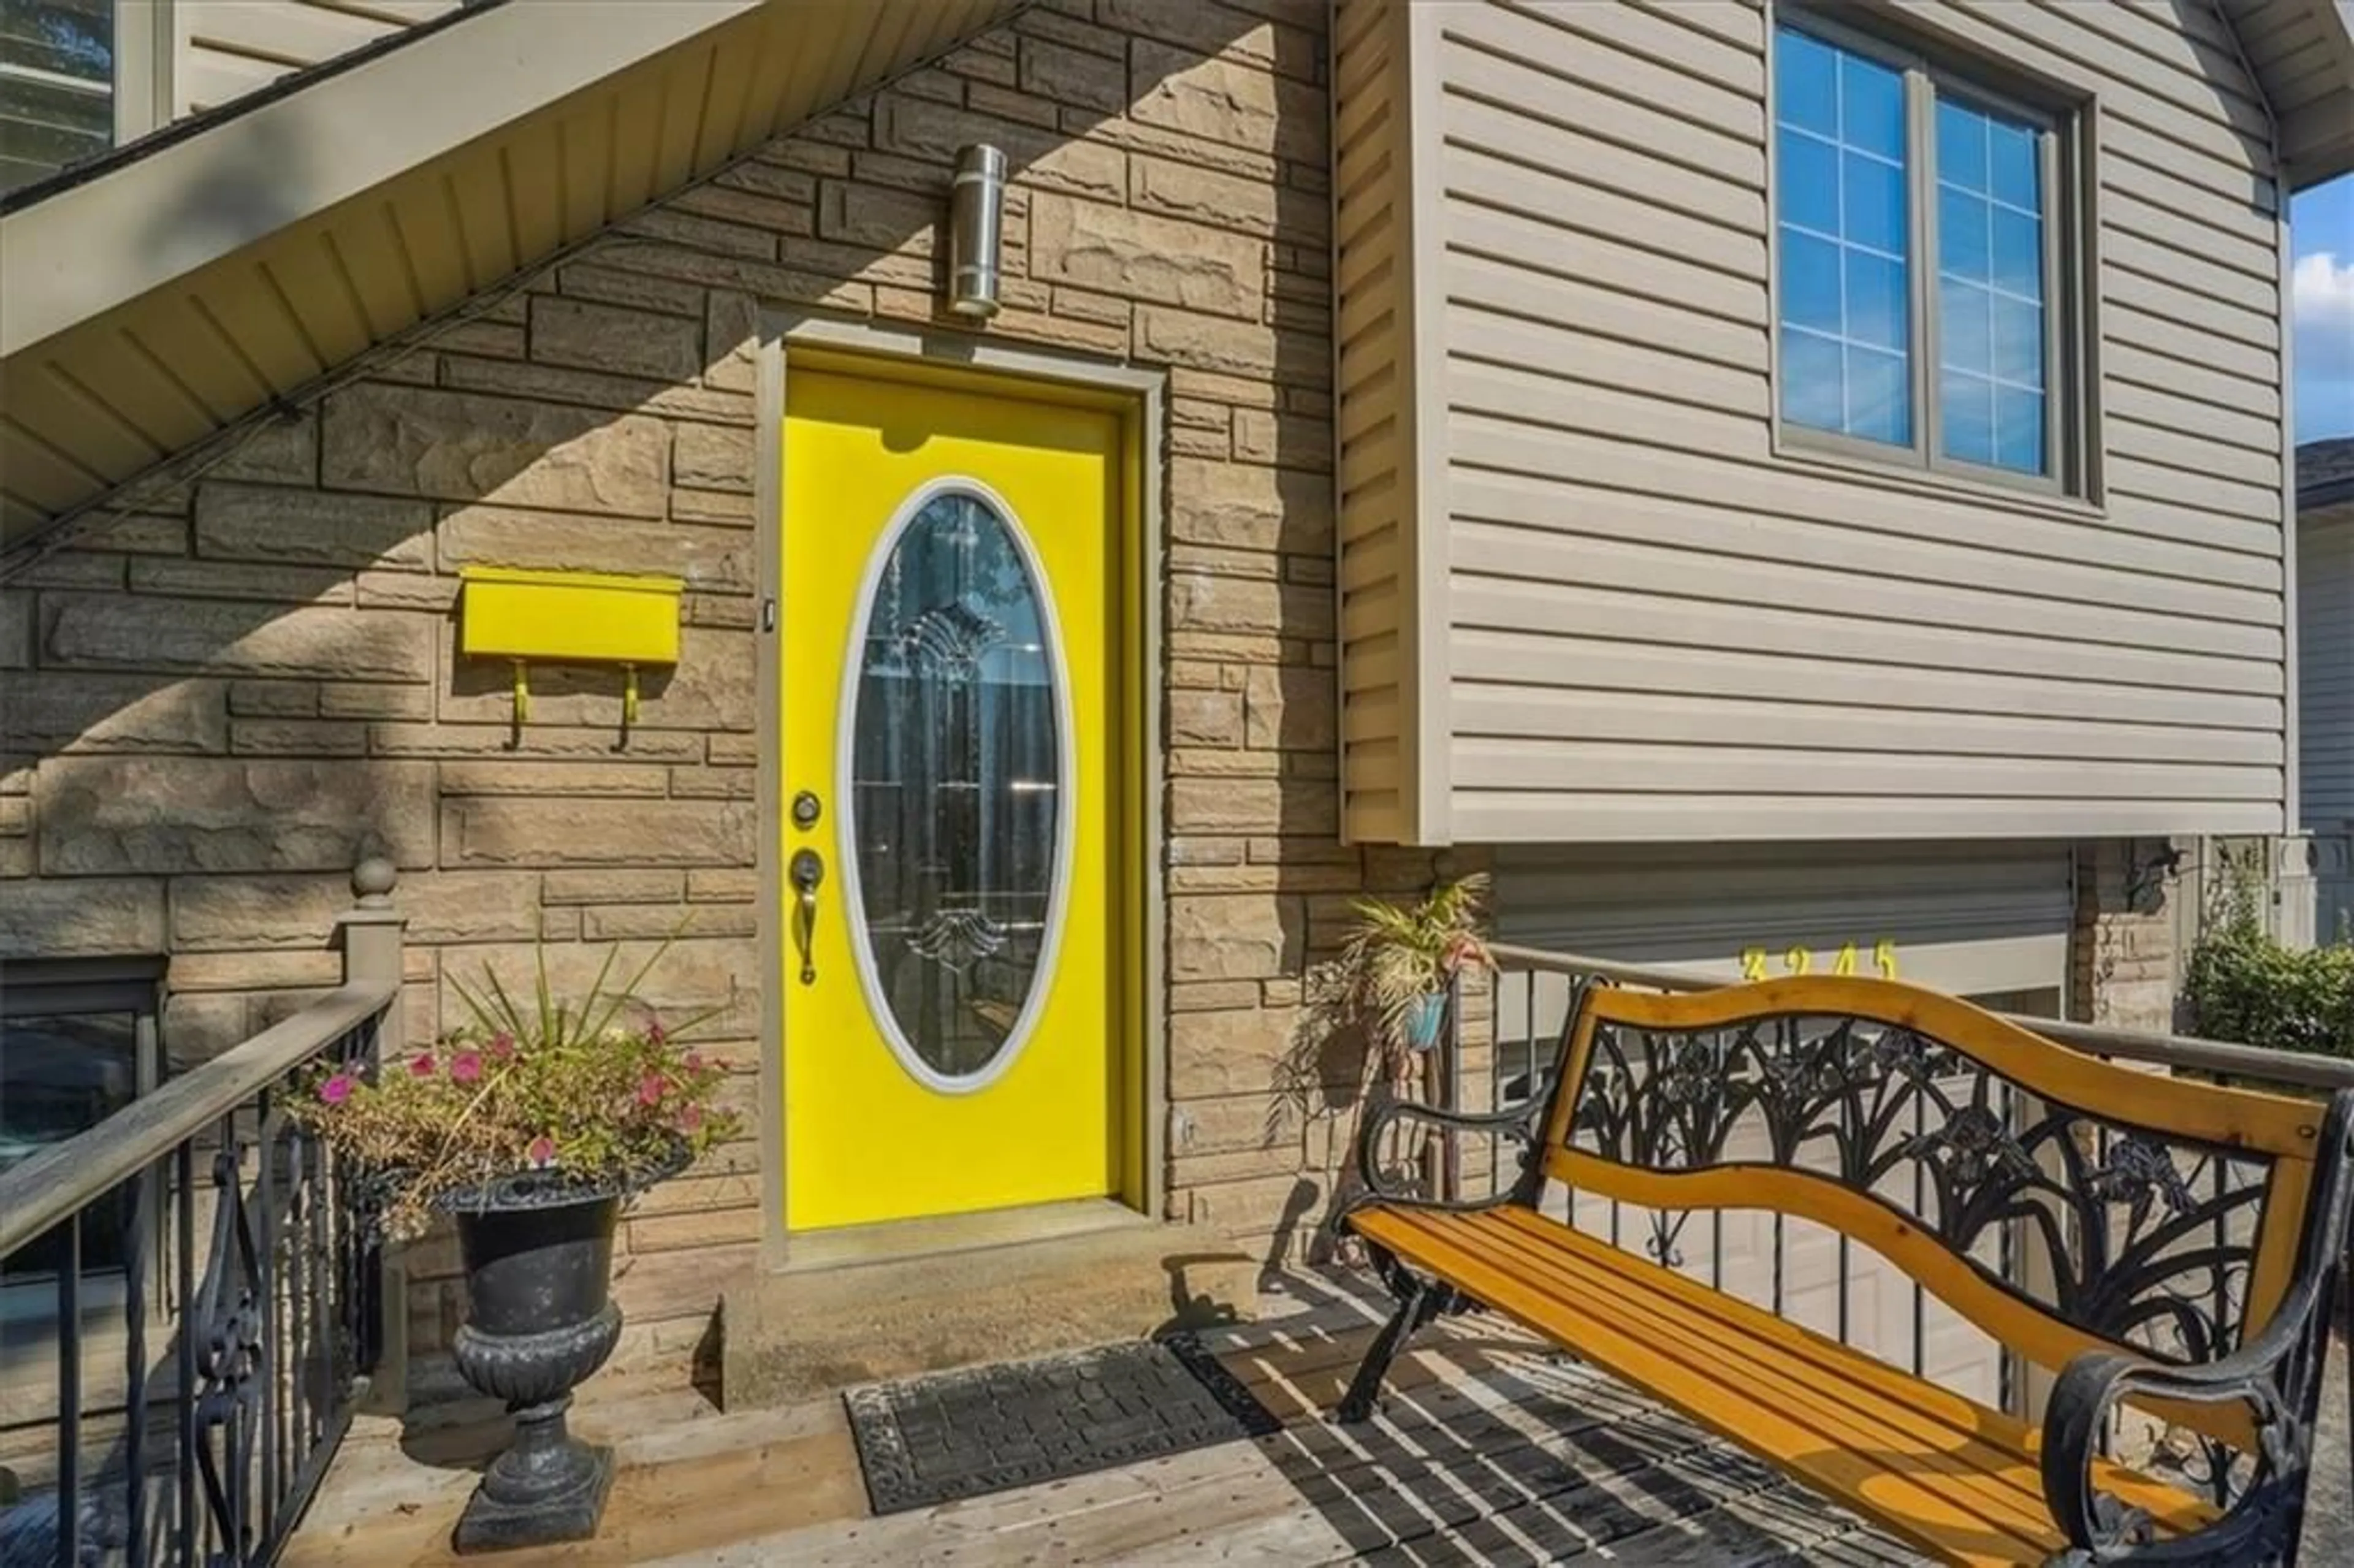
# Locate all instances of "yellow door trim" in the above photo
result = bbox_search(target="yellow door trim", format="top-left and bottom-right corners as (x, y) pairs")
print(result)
(752, 319), (1166, 1266)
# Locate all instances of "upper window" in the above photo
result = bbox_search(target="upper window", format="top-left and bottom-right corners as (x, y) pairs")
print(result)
(1773, 20), (2076, 490)
(0, 0), (116, 198)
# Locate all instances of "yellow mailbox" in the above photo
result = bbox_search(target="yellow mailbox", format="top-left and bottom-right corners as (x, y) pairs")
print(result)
(458, 566), (684, 729)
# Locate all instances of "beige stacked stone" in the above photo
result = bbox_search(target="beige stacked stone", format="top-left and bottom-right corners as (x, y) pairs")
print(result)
(0, 0), (1438, 1369)
(2071, 840), (2181, 1036)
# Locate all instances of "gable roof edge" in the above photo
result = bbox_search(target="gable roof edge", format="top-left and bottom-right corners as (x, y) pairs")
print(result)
(0, 0), (769, 360)
(2217, 0), (2354, 187)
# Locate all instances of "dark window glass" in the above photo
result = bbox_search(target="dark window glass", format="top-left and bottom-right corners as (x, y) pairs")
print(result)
(1, 957), (162, 1281)
(0, 0), (115, 197)
(1, 1011), (138, 1277)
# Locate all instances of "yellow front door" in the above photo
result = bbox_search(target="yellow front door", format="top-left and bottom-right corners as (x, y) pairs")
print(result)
(781, 365), (1122, 1232)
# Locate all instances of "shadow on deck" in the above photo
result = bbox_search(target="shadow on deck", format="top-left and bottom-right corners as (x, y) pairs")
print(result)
(282, 1268), (1934, 1566)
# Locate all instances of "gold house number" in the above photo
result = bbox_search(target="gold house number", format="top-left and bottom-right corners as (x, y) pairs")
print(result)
(1741, 940), (1900, 981)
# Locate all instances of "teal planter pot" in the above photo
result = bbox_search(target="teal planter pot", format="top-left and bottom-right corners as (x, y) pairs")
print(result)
(1401, 992), (1448, 1052)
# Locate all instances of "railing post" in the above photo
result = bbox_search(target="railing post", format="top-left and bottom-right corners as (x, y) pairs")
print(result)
(340, 856), (405, 1004)
(337, 856), (409, 1418)
(1440, 970), (1463, 1203)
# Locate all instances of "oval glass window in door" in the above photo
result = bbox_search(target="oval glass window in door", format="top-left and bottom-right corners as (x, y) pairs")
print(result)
(844, 484), (1067, 1090)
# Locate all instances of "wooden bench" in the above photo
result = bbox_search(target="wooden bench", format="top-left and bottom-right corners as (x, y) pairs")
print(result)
(1334, 976), (2354, 1567)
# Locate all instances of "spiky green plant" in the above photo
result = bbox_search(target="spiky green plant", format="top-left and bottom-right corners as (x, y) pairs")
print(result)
(294, 935), (739, 1240)
(1339, 873), (1493, 1041)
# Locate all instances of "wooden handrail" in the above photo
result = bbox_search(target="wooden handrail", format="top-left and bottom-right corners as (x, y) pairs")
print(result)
(1485, 942), (2354, 1092)
(0, 980), (396, 1257)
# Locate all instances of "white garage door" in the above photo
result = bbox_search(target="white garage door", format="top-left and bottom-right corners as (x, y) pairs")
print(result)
(1490, 840), (2074, 1411)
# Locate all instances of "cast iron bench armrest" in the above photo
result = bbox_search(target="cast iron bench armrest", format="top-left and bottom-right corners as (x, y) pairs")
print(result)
(2042, 1090), (2354, 1564)
(2040, 1233), (2338, 1564)
(2043, 1262), (2335, 1553)
(1341, 1097), (1545, 1219)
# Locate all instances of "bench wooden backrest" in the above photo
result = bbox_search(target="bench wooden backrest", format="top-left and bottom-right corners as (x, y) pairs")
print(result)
(1536, 976), (2334, 1398)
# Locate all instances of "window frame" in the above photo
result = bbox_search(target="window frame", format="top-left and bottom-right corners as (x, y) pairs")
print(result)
(1767, 7), (2092, 501)
(111, 0), (167, 147)
(0, 954), (166, 1290)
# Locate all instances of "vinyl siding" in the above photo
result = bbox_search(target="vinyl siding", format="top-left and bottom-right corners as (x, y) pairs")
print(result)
(1335, 0), (2291, 845)
(2301, 506), (2354, 829)
(1333, 0), (1422, 843)
(175, 1), (462, 118)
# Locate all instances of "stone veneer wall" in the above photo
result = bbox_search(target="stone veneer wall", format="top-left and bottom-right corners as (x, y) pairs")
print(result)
(0, 0), (1449, 1371)
(2071, 840), (2180, 1037)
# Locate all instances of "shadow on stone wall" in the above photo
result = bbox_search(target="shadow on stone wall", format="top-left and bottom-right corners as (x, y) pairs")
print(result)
(3, 0), (1367, 1363)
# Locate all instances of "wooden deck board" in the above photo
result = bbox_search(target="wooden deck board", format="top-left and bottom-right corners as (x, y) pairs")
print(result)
(287, 1271), (1925, 1566)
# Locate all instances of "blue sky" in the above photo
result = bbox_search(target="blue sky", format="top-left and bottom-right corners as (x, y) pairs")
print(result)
(2294, 173), (2353, 444)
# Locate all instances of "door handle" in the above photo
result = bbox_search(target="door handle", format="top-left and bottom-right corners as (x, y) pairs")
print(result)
(790, 848), (825, 986)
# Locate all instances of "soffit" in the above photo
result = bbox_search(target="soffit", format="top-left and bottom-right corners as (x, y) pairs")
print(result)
(0, 0), (1023, 550)
(2219, 0), (2354, 183)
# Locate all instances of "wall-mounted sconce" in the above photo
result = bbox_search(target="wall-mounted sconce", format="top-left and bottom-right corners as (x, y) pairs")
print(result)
(947, 143), (1006, 320)
(459, 566), (682, 741)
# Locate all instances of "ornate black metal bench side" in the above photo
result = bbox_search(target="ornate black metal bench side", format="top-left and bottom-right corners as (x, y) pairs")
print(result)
(2040, 1085), (2354, 1567)
(1328, 973), (2354, 1567)
(1327, 969), (1585, 1426)
(1328, 1092), (1553, 1423)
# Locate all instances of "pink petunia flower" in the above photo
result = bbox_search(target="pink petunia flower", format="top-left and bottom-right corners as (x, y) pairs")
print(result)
(527, 1135), (557, 1169)
(489, 1032), (516, 1059)
(449, 1051), (483, 1084)
(685, 1052), (705, 1074)
(675, 1104), (703, 1135)
(409, 1053), (436, 1078)
(319, 1074), (354, 1105)
(637, 1072), (668, 1106)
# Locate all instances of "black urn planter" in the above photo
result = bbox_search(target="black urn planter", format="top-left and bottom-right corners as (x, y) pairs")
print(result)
(438, 1150), (684, 1555)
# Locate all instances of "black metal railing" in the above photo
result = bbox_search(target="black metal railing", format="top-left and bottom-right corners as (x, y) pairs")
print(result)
(1446, 943), (2354, 1431)
(0, 865), (407, 1567)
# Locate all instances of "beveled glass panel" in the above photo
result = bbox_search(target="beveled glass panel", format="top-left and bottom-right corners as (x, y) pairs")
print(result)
(849, 489), (1060, 1083)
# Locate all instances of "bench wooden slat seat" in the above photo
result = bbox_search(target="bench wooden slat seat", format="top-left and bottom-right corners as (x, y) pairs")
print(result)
(1352, 1204), (2214, 1566)
(1335, 975), (2354, 1568)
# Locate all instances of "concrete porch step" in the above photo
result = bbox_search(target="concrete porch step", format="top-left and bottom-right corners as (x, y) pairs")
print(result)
(719, 1211), (1259, 1409)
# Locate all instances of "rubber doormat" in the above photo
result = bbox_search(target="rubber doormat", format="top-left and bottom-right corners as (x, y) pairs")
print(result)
(844, 1333), (1284, 1515)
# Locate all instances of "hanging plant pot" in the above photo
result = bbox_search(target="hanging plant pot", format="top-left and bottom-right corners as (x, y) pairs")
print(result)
(440, 1144), (687, 1554)
(1401, 991), (1449, 1052)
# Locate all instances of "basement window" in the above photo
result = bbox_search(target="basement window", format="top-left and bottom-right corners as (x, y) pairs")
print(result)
(0, 956), (165, 1280)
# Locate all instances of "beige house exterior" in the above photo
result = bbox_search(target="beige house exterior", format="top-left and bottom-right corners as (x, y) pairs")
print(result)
(2, 0), (2348, 1390)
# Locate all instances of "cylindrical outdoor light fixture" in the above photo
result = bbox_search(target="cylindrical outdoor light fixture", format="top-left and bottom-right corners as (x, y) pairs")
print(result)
(947, 143), (1007, 320)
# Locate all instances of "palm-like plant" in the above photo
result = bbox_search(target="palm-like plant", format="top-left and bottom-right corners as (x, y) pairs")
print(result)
(1340, 874), (1493, 1049)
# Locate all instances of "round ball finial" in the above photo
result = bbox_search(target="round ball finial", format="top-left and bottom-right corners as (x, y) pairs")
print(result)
(352, 856), (398, 907)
